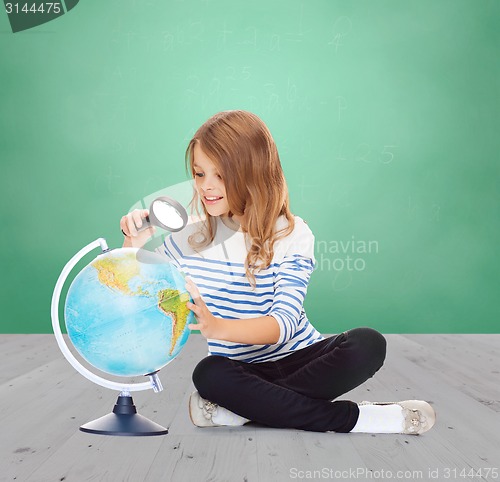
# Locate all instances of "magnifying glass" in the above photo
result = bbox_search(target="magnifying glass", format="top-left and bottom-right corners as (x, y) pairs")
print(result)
(122, 196), (188, 235)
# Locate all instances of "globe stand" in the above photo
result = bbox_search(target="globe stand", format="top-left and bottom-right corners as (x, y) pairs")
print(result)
(80, 391), (168, 436)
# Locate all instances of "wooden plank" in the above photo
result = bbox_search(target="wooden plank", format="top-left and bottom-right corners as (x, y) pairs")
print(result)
(0, 334), (60, 384)
(26, 432), (165, 482)
(405, 334), (500, 362)
(252, 429), (367, 482)
(444, 334), (500, 354)
(399, 334), (500, 412)
(252, 430), (312, 481)
(145, 433), (259, 482)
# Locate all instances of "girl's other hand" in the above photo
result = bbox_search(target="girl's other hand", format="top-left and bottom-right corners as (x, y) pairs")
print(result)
(185, 277), (220, 339)
(121, 209), (156, 248)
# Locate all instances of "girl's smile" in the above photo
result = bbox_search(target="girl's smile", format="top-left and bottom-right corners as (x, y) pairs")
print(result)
(203, 194), (224, 205)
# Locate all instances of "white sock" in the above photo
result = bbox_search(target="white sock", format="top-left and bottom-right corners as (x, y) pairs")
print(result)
(212, 406), (250, 426)
(350, 403), (405, 433)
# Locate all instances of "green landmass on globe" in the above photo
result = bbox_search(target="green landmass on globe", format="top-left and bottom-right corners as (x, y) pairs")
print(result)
(157, 289), (191, 355)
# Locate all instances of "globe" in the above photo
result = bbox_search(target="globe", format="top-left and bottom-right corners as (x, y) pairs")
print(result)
(64, 247), (193, 378)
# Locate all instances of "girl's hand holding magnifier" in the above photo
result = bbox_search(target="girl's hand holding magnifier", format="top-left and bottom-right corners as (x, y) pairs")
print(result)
(120, 209), (156, 248)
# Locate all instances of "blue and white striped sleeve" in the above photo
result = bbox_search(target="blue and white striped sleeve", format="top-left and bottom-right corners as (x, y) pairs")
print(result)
(268, 219), (316, 345)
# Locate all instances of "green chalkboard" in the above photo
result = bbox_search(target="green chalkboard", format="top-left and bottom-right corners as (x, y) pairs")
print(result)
(0, 0), (498, 334)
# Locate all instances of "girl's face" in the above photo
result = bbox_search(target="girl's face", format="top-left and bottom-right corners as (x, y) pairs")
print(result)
(193, 143), (230, 217)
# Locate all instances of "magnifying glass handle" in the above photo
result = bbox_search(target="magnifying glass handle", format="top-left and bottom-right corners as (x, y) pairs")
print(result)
(136, 215), (151, 233)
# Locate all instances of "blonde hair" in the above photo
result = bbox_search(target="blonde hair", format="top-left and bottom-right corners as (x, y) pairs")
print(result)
(184, 110), (295, 290)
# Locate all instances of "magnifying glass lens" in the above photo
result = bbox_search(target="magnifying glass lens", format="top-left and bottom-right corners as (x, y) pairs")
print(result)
(152, 200), (184, 230)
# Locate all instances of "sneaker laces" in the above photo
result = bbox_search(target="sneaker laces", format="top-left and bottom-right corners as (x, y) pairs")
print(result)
(202, 400), (219, 420)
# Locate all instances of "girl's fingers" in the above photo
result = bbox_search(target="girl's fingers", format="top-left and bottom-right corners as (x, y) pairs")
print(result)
(185, 279), (201, 301)
(132, 209), (148, 229)
(126, 212), (138, 236)
(188, 302), (202, 318)
(190, 295), (203, 309)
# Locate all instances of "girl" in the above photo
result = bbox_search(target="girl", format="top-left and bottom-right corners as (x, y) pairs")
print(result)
(121, 110), (435, 435)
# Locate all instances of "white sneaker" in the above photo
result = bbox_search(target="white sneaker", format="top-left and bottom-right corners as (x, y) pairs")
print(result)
(358, 400), (436, 435)
(188, 391), (250, 428)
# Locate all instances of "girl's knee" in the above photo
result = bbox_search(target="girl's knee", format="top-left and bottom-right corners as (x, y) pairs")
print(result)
(192, 355), (229, 396)
(349, 326), (387, 367)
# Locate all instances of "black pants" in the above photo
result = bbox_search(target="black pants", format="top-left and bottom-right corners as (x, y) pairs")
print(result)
(192, 326), (387, 433)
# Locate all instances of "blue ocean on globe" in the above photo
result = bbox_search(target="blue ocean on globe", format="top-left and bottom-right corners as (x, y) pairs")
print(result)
(64, 247), (193, 377)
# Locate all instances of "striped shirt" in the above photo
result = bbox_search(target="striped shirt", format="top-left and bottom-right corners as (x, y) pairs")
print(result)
(155, 214), (324, 363)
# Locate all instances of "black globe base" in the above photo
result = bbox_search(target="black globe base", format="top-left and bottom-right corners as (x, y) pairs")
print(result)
(80, 395), (168, 436)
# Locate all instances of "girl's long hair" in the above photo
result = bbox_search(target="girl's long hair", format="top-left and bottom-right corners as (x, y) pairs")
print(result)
(184, 110), (295, 290)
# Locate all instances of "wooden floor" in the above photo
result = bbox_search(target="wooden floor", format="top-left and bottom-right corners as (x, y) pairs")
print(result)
(1, 333), (499, 482)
